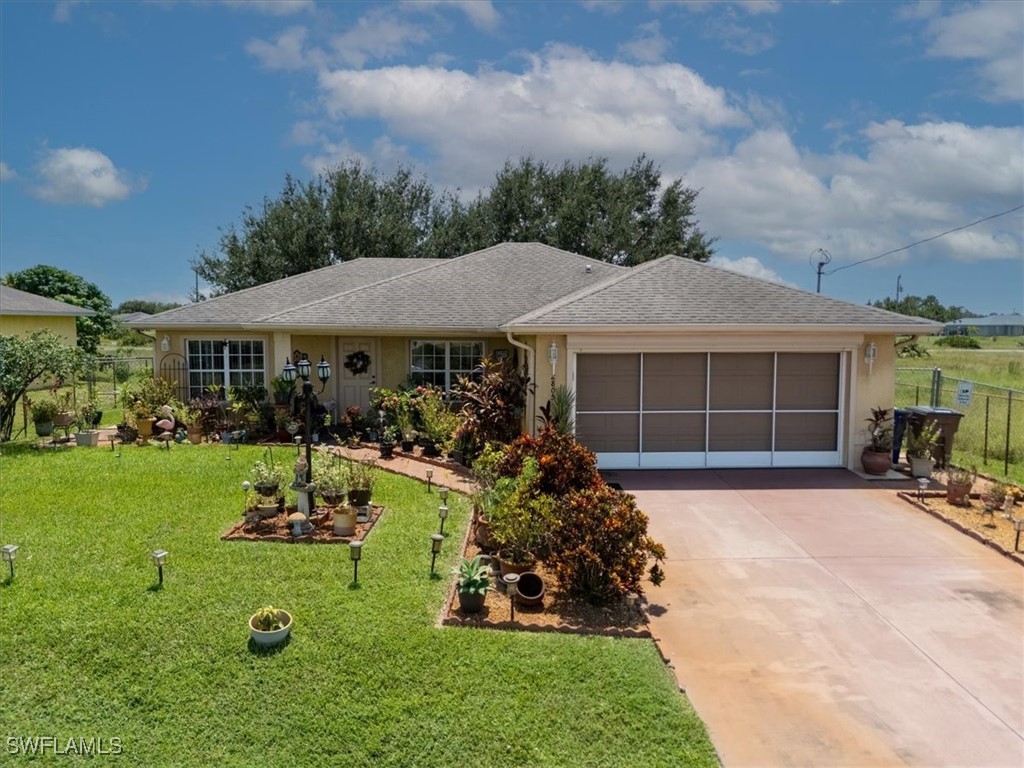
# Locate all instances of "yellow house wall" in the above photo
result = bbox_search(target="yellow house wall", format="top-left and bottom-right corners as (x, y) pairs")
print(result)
(0, 314), (79, 344)
(849, 333), (897, 463)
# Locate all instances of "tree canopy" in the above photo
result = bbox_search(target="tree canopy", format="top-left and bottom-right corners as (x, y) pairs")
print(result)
(870, 295), (974, 324)
(0, 331), (81, 441)
(115, 299), (182, 315)
(4, 265), (113, 353)
(193, 156), (714, 295)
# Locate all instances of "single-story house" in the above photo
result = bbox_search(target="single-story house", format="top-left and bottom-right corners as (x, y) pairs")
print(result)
(136, 243), (941, 470)
(0, 284), (96, 344)
(944, 314), (1024, 337)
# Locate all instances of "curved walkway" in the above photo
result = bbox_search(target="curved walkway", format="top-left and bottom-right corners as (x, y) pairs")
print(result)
(616, 468), (1024, 767)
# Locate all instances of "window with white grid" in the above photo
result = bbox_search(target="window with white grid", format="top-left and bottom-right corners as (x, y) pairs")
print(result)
(410, 340), (483, 391)
(187, 339), (265, 398)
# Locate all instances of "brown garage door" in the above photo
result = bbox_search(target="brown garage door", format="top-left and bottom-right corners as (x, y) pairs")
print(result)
(575, 351), (842, 469)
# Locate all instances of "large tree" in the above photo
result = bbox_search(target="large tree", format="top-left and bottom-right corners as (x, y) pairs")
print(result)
(870, 295), (974, 323)
(4, 265), (113, 353)
(115, 299), (182, 315)
(0, 331), (81, 441)
(194, 156), (714, 294)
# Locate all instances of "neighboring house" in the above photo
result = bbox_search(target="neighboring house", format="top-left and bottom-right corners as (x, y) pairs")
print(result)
(0, 284), (96, 344)
(136, 243), (941, 471)
(115, 311), (153, 325)
(943, 314), (1024, 337)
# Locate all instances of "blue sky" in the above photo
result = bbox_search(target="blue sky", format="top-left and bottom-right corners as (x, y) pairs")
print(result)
(2, 0), (1022, 315)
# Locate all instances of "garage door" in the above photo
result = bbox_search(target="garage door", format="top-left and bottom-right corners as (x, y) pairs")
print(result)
(575, 352), (842, 469)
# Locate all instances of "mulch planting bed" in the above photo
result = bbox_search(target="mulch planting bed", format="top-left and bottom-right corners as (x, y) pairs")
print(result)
(440, 521), (651, 638)
(222, 505), (384, 544)
(897, 490), (1023, 566)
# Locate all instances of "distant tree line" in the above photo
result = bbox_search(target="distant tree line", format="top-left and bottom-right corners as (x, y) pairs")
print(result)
(192, 155), (716, 296)
(870, 294), (973, 324)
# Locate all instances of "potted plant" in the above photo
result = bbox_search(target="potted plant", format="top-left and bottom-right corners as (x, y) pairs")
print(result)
(270, 375), (294, 406)
(454, 555), (490, 613)
(53, 389), (76, 427)
(249, 605), (292, 647)
(946, 466), (976, 506)
(861, 407), (894, 475)
(29, 398), (59, 437)
(73, 401), (103, 447)
(313, 456), (347, 506)
(905, 421), (941, 478)
(183, 405), (204, 444)
(489, 461), (554, 575)
(346, 459), (377, 508)
(251, 461), (285, 497)
(981, 480), (1010, 513)
(379, 425), (398, 459)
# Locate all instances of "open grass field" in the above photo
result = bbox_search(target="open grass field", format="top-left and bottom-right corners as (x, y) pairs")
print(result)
(0, 443), (717, 767)
(898, 336), (1024, 391)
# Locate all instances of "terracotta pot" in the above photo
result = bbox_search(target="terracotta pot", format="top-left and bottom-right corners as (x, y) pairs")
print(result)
(861, 449), (891, 476)
(946, 482), (973, 506)
(457, 590), (486, 614)
(186, 427), (203, 445)
(54, 411), (75, 427)
(498, 552), (535, 577)
(249, 609), (292, 647)
(333, 506), (358, 536)
(137, 417), (156, 445)
(474, 516), (493, 550)
(515, 572), (545, 607)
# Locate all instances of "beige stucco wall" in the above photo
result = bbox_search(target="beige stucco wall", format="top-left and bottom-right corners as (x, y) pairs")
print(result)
(849, 333), (897, 462)
(0, 314), (78, 344)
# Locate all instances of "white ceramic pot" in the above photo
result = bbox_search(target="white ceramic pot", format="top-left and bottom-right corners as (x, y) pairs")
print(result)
(333, 506), (358, 536)
(908, 455), (934, 478)
(249, 610), (292, 647)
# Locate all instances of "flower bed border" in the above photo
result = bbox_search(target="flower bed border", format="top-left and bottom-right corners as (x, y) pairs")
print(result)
(221, 505), (384, 544)
(897, 491), (1024, 567)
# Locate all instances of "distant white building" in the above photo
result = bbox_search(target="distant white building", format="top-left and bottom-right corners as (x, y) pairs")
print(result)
(944, 313), (1024, 337)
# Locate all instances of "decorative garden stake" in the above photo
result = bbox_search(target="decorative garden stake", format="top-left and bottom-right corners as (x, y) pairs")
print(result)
(438, 504), (449, 536)
(425, 468), (433, 493)
(349, 540), (363, 585)
(151, 549), (168, 586)
(430, 533), (444, 576)
(917, 477), (929, 502)
(241, 481), (251, 517)
(503, 573), (520, 623)
(2, 545), (19, 581)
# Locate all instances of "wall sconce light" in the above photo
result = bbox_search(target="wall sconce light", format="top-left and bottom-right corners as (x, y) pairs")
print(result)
(548, 341), (558, 367)
(438, 504), (449, 536)
(2, 544), (19, 580)
(150, 549), (168, 586)
(503, 573), (520, 622)
(160, 335), (170, 353)
(425, 467), (433, 493)
(430, 533), (444, 576)
(349, 540), (364, 585)
(864, 341), (877, 376)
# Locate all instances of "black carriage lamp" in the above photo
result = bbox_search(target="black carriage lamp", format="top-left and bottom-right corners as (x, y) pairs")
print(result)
(281, 354), (331, 499)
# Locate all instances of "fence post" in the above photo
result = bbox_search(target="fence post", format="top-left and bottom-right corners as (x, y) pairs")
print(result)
(984, 395), (989, 464)
(1006, 391), (1013, 478)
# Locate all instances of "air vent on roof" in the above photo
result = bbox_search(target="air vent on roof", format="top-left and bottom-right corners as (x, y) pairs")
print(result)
(585, 264), (592, 274)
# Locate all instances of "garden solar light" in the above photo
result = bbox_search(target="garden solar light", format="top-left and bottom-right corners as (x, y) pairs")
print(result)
(625, 592), (638, 615)
(349, 540), (363, 585)
(438, 504), (449, 536)
(430, 533), (444, 576)
(151, 549), (168, 585)
(917, 477), (929, 502)
(242, 481), (251, 516)
(2, 545), (19, 580)
(439, 487), (449, 504)
(503, 573), (519, 622)
(425, 467), (433, 492)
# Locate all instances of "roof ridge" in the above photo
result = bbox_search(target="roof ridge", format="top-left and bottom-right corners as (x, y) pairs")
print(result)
(503, 255), (672, 326)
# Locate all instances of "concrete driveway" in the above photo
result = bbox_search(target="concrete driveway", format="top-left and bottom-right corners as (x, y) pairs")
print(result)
(614, 469), (1024, 768)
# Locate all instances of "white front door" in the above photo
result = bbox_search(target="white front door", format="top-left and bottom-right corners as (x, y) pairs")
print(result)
(338, 338), (378, 413)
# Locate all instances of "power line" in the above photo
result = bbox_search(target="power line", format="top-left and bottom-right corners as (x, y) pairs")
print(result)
(825, 204), (1024, 275)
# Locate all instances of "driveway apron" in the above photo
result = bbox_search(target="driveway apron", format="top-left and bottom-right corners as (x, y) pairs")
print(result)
(617, 469), (1024, 768)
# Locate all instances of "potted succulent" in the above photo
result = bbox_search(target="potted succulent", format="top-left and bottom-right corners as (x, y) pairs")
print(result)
(251, 461), (285, 497)
(454, 555), (490, 613)
(249, 605), (292, 647)
(346, 459), (377, 508)
(905, 421), (941, 478)
(945, 466), (976, 506)
(861, 407), (894, 475)
(73, 401), (103, 447)
(29, 398), (59, 437)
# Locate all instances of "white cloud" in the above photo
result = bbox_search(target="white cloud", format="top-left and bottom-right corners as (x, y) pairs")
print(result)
(401, 0), (500, 32)
(654, 1), (781, 16)
(53, 0), (83, 23)
(618, 21), (669, 64)
(220, 0), (314, 16)
(331, 9), (431, 68)
(580, 0), (626, 14)
(31, 147), (141, 207)
(703, 15), (775, 55)
(0, 161), (16, 181)
(709, 255), (794, 285)
(314, 45), (747, 187)
(919, 1), (1024, 102)
(246, 26), (321, 71)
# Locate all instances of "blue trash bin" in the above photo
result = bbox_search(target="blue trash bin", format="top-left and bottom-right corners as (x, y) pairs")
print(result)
(892, 408), (910, 465)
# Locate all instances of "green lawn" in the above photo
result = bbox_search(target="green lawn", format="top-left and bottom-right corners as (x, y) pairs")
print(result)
(899, 336), (1024, 391)
(0, 444), (716, 767)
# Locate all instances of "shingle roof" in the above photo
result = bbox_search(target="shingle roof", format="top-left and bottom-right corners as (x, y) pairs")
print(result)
(0, 284), (96, 316)
(139, 258), (444, 327)
(261, 243), (623, 331)
(505, 256), (944, 332)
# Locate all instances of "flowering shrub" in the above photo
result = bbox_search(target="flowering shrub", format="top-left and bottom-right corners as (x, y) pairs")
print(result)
(496, 426), (604, 497)
(547, 485), (666, 603)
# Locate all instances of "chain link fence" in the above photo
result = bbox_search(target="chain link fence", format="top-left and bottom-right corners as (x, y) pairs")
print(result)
(896, 367), (1022, 481)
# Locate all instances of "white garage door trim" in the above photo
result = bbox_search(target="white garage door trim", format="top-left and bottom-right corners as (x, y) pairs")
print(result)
(573, 351), (846, 470)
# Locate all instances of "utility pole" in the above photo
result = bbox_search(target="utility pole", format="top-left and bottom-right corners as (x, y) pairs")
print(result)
(896, 274), (903, 303)
(810, 248), (832, 293)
